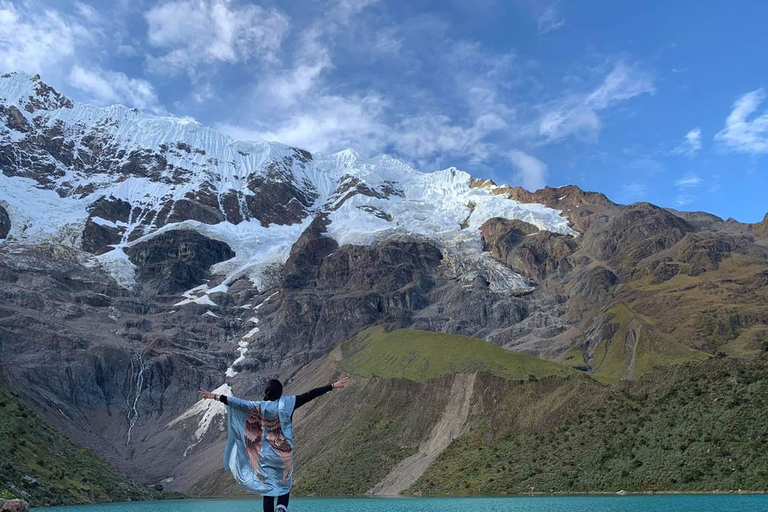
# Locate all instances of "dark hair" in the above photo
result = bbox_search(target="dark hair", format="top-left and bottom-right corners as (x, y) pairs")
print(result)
(263, 379), (283, 401)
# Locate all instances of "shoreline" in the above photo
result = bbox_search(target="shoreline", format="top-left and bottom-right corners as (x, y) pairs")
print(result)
(201, 490), (768, 499)
(29, 493), (768, 510)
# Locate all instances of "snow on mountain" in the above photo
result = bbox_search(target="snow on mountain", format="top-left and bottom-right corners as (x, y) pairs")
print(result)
(0, 72), (576, 293)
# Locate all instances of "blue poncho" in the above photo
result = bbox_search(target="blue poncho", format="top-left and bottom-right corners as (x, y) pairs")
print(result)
(223, 395), (298, 496)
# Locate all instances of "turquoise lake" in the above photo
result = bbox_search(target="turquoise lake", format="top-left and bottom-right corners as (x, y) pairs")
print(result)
(33, 496), (768, 512)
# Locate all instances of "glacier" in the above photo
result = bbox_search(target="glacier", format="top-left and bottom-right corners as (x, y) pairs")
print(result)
(0, 71), (577, 293)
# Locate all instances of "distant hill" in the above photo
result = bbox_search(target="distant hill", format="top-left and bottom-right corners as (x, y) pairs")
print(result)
(340, 327), (575, 382)
(413, 353), (768, 495)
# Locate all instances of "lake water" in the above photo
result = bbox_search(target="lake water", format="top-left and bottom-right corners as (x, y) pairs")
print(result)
(33, 496), (768, 512)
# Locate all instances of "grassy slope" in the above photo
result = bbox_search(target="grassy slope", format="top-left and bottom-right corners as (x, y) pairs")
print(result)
(290, 328), (580, 495)
(627, 254), (768, 355)
(340, 327), (576, 382)
(560, 304), (710, 385)
(412, 354), (768, 495)
(0, 374), (174, 507)
(291, 379), (432, 496)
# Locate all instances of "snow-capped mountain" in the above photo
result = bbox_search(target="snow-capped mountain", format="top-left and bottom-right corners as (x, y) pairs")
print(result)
(0, 72), (574, 293)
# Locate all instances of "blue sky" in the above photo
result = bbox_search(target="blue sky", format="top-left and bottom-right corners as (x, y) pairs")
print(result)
(1, 1), (766, 222)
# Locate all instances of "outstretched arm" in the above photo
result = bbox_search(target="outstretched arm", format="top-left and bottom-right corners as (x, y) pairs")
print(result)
(199, 389), (254, 410)
(200, 389), (227, 403)
(295, 377), (349, 410)
(199, 377), (349, 410)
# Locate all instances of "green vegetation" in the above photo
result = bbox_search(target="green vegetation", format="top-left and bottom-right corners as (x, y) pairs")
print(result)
(628, 254), (768, 355)
(0, 375), (177, 507)
(411, 355), (768, 495)
(565, 304), (709, 385)
(722, 325), (768, 358)
(340, 327), (575, 382)
(293, 411), (418, 496)
(293, 328), (580, 496)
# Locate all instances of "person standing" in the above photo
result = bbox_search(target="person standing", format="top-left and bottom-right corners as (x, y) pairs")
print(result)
(200, 376), (349, 512)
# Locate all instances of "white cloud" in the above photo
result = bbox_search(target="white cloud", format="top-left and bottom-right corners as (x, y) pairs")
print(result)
(674, 173), (702, 188)
(219, 2), (389, 156)
(586, 62), (655, 109)
(69, 65), (160, 111)
(144, 0), (291, 75)
(371, 28), (403, 55)
(672, 172), (702, 208)
(259, 25), (331, 108)
(392, 113), (503, 167)
(621, 182), (647, 200)
(508, 150), (547, 191)
(221, 93), (388, 155)
(538, 106), (601, 143)
(116, 44), (138, 57)
(714, 88), (768, 154)
(538, 3), (565, 35)
(74, 1), (101, 24)
(442, 40), (515, 119)
(675, 194), (695, 207)
(536, 61), (655, 143)
(211, 5), (651, 176)
(671, 127), (702, 157)
(332, 0), (380, 24)
(0, 2), (79, 74)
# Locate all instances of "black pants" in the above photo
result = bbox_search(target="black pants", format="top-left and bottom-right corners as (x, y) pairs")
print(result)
(263, 493), (289, 512)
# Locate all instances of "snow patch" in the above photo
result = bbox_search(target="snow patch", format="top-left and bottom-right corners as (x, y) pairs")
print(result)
(167, 383), (232, 457)
(97, 248), (136, 289)
(169, 292), (276, 453)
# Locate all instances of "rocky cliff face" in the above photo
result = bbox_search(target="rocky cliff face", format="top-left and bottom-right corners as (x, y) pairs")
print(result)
(0, 206), (9, 240)
(1, 72), (767, 498)
(754, 212), (768, 237)
(126, 230), (235, 295)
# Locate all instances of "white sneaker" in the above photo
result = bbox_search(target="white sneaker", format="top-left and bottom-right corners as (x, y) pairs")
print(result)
(276, 506), (288, 512)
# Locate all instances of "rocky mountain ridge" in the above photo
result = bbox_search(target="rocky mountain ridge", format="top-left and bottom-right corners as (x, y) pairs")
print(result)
(1, 72), (767, 499)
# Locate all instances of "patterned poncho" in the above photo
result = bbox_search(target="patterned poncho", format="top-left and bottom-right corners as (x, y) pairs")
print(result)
(223, 395), (297, 497)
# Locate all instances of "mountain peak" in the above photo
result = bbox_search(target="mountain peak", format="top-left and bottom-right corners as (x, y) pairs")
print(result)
(333, 148), (360, 161)
(0, 70), (579, 294)
(0, 71), (73, 113)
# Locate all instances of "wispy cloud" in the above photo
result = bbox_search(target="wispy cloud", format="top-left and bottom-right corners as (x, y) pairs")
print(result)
(0, 1), (159, 112)
(509, 150), (547, 191)
(69, 65), (161, 111)
(621, 182), (647, 201)
(672, 172), (702, 207)
(671, 127), (702, 157)
(0, 2), (82, 74)
(222, 93), (388, 155)
(714, 88), (768, 154)
(218, 3), (519, 171)
(218, 0), (390, 157)
(538, 3), (565, 35)
(674, 172), (702, 188)
(144, 0), (291, 76)
(536, 61), (655, 144)
(119, 0), (656, 187)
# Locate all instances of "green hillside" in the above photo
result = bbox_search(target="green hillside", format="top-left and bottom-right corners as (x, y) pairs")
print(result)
(340, 327), (576, 382)
(412, 354), (768, 495)
(560, 304), (710, 385)
(0, 374), (177, 507)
